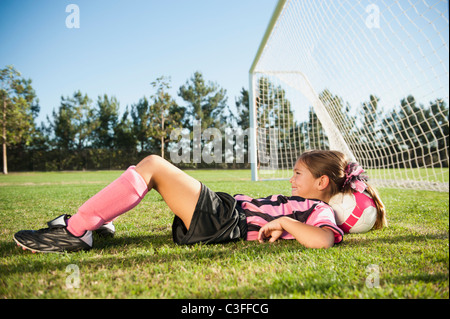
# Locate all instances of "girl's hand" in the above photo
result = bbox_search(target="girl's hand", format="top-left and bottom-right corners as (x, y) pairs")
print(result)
(258, 219), (284, 243)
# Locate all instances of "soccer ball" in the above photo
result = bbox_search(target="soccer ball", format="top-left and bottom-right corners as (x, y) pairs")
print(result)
(328, 191), (377, 234)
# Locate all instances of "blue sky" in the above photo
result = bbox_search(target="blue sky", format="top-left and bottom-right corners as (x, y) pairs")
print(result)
(0, 0), (277, 123)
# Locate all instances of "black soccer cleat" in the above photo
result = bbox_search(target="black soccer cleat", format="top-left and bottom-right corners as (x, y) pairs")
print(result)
(95, 222), (115, 238)
(13, 214), (92, 253)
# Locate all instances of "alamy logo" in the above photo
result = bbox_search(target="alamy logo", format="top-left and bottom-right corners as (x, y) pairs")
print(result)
(65, 264), (80, 289)
(65, 4), (80, 29)
(365, 264), (380, 288)
(365, 4), (380, 29)
(169, 123), (279, 168)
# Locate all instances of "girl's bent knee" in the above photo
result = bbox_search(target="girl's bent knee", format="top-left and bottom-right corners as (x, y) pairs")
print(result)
(137, 154), (162, 169)
(135, 155), (161, 185)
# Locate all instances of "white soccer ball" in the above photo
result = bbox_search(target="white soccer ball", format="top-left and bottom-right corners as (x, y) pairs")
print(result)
(328, 191), (377, 234)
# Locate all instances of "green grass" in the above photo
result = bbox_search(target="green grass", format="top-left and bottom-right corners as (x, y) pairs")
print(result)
(0, 169), (448, 299)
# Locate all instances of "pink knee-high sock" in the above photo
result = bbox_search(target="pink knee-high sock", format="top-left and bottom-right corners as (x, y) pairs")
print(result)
(67, 166), (148, 236)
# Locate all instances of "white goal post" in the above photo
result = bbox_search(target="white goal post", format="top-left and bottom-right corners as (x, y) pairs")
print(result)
(249, 0), (449, 192)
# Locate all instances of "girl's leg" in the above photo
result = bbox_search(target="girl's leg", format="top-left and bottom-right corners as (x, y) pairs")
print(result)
(67, 155), (200, 236)
(135, 155), (201, 229)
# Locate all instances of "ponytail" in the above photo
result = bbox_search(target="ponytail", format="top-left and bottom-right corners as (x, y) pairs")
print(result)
(365, 184), (388, 230)
(341, 161), (388, 230)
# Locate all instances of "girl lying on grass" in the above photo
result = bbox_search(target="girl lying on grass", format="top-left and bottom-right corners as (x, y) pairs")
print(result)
(13, 150), (387, 253)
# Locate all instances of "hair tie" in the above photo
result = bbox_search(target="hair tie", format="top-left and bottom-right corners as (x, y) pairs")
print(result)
(342, 162), (368, 193)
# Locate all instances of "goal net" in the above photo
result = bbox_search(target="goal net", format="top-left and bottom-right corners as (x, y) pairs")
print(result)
(249, 0), (449, 192)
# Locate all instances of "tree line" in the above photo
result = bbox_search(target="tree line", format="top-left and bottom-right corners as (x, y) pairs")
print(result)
(1, 66), (250, 172)
(246, 77), (448, 170)
(1, 65), (448, 173)
(316, 89), (448, 169)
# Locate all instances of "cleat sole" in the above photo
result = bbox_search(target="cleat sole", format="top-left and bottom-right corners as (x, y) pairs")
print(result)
(13, 236), (59, 254)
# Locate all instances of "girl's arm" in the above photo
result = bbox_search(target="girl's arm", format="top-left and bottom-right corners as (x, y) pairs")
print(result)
(258, 217), (335, 249)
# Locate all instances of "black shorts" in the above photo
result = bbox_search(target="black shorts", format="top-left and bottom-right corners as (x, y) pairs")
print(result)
(172, 183), (247, 245)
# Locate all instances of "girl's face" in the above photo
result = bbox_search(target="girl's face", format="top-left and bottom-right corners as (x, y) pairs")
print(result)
(289, 161), (322, 200)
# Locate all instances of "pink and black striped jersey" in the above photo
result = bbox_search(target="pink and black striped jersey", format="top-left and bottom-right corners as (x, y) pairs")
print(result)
(234, 194), (343, 244)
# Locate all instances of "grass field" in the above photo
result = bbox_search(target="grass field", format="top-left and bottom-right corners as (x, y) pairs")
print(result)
(0, 169), (448, 299)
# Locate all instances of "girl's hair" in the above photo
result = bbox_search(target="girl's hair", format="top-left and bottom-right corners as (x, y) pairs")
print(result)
(297, 149), (387, 230)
